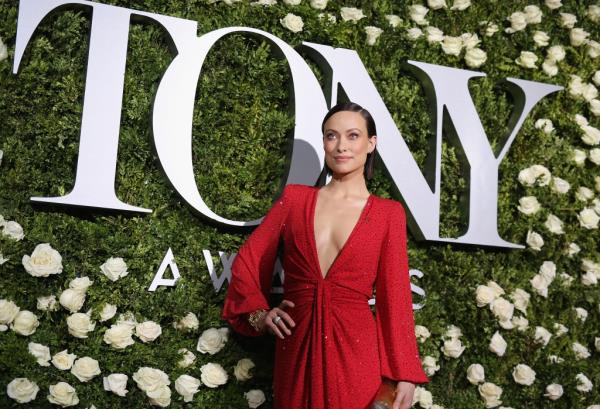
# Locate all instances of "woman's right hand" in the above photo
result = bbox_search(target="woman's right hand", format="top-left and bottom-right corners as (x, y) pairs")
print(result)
(263, 300), (296, 339)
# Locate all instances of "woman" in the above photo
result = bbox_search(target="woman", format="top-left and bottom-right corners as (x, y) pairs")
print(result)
(222, 102), (429, 409)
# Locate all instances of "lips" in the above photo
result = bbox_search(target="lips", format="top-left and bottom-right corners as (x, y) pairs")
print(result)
(334, 156), (351, 160)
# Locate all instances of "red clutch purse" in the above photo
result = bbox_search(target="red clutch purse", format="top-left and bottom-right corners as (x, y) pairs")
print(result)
(368, 377), (397, 409)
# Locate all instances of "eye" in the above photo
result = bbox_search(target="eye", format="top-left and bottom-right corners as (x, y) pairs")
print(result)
(325, 133), (336, 140)
(349, 132), (359, 139)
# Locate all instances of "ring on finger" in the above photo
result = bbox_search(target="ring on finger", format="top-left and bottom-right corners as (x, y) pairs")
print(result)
(273, 315), (282, 325)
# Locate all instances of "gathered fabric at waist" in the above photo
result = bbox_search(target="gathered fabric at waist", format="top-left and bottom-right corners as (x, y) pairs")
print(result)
(283, 276), (371, 310)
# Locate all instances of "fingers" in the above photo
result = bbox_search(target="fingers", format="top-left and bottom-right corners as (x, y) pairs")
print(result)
(266, 300), (296, 339)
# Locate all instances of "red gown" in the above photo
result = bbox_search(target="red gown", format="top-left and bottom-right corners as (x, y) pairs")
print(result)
(221, 184), (429, 409)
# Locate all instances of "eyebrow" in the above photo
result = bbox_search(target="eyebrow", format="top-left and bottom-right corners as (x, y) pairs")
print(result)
(324, 128), (362, 133)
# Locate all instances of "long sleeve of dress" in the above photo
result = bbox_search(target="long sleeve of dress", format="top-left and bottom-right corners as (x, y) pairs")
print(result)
(375, 201), (429, 384)
(221, 185), (291, 337)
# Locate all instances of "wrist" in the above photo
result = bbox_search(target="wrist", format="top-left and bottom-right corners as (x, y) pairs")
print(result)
(247, 309), (268, 332)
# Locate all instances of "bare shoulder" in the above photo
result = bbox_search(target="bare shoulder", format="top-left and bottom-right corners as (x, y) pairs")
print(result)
(375, 196), (406, 217)
(282, 183), (312, 196)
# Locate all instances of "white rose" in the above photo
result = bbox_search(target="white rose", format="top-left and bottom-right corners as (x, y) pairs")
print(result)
(422, 355), (440, 376)
(309, 0), (327, 10)
(450, 0), (470, 11)
(444, 324), (463, 339)
(594, 71), (600, 86)
(441, 35), (462, 56)
(478, 382), (503, 408)
(415, 325), (431, 342)
(22, 243), (63, 277)
(569, 75), (586, 99)
(542, 59), (558, 76)
(516, 51), (538, 68)
(69, 276), (93, 292)
(28, 342), (51, 366)
(589, 5), (600, 21)
(572, 148), (587, 165)
(47, 382), (79, 407)
(100, 257), (128, 281)
(37, 295), (58, 311)
(490, 297), (514, 322)
(135, 321), (162, 342)
(104, 323), (135, 349)
(173, 311), (199, 331)
(595, 337), (600, 352)
(535, 118), (554, 133)
(539, 260), (556, 282)
(559, 12), (577, 28)
(71, 357), (101, 382)
(59, 288), (86, 313)
(506, 11), (527, 33)
(414, 387), (433, 407)
(544, 0), (562, 10)
(406, 27), (423, 40)
(103, 373), (129, 397)
(574, 307), (588, 321)
(441, 337), (465, 358)
(245, 389), (266, 408)
(559, 272), (574, 287)
(512, 364), (536, 385)
(340, 7), (366, 23)
(530, 274), (549, 297)
(384, 14), (402, 28)
(589, 148), (600, 164)
(175, 375), (201, 402)
(427, 0), (447, 10)
(578, 208), (600, 229)
(590, 99), (600, 117)
(581, 125), (600, 145)
(582, 270), (598, 286)
(588, 41), (600, 59)
(116, 311), (137, 329)
(317, 12), (336, 23)
(475, 285), (496, 307)
(581, 259), (600, 278)
(544, 383), (563, 400)
(533, 31), (550, 47)
(576, 373), (593, 392)
(547, 45), (565, 62)
(10, 310), (39, 336)
(544, 214), (564, 234)
(573, 342), (590, 359)
(482, 22), (498, 37)
(509, 288), (530, 314)
(524, 5), (542, 24)
(519, 164), (551, 186)
(489, 331), (507, 356)
(365, 26), (383, 46)
(570, 28), (589, 47)
(517, 196), (541, 215)
(535, 326), (552, 346)
(196, 327), (229, 355)
(200, 362), (228, 388)
(553, 323), (569, 336)
(147, 384), (171, 407)
(425, 26), (444, 43)
(409, 5), (429, 26)
(66, 312), (95, 338)
(234, 358), (256, 381)
(7, 378), (39, 403)
(467, 363), (485, 384)
(576, 186), (595, 201)
(283, 0), (300, 4)
(582, 84), (598, 102)
(133, 367), (170, 393)
(512, 315), (529, 331)
(3, 220), (24, 240)
(178, 348), (196, 368)
(99, 303), (117, 322)
(280, 13), (303, 33)
(526, 230), (544, 251)
(460, 33), (480, 50)
(0, 299), (20, 324)
(52, 349), (77, 370)
(551, 176), (570, 194)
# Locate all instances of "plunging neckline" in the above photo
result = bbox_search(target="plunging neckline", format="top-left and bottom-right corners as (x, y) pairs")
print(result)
(310, 186), (373, 280)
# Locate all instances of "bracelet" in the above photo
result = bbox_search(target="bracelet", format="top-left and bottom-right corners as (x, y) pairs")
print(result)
(248, 309), (268, 332)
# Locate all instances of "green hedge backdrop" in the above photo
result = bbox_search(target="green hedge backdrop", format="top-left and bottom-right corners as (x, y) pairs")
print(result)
(0, 0), (599, 407)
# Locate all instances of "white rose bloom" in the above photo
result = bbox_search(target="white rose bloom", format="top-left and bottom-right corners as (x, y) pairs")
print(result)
(512, 364), (536, 385)
(37, 295), (58, 311)
(409, 5), (429, 26)
(489, 331), (507, 356)
(575, 112), (589, 127)
(577, 186), (595, 201)
(135, 321), (162, 342)
(517, 196), (541, 215)
(490, 297), (514, 322)
(28, 342), (51, 366)
(588, 41), (600, 59)
(573, 342), (591, 359)
(385, 14), (402, 28)
(559, 12), (577, 28)
(590, 99), (600, 116)
(103, 373), (129, 397)
(509, 289), (530, 314)
(116, 311), (137, 329)
(544, 383), (563, 400)
(526, 230), (544, 251)
(530, 274), (549, 297)
(582, 84), (598, 102)
(569, 75), (586, 99)
(100, 257), (129, 281)
(425, 26), (444, 43)
(66, 312), (95, 338)
(0, 299), (20, 324)
(415, 325), (431, 342)
(365, 26), (383, 46)
(52, 349), (77, 370)
(177, 348), (196, 368)
(544, 0), (562, 10)
(340, 7), (366, 23)
(7, 378), (39, 403)
(251, 0), (276, 5)
(68, 276), (93, 292)
(2, 220), (24, 240)
(487, 280), (505, 297)
(104, 323), (135, 349)
(414, 387), (433, 407)
(460, 33), (480, 50)
(234, 358), (256, 381)
(551, 176), (570, 194)
(174, 312), (199, 331)
(553, 323), (568, 337)
(47, 382), (79, 407)
(578, 208), (600, 229)
(572, 148), (588, 165)
(581, 125), (600, 145)
(59, 288), (86, 313)
(280, 13), (304, 33)
(594, 70), (600, 86)
(588, 5), (600, 21)
(422, 355), (440, 376)
(515, 51), (538, 68)
(512, 315), (529, 331)
(475, 285), (496, 307)
(71, 357), (101, 382)
(570, 28), (590, 47)
(283, 0), (300, 4)
(532, 31), (550, 48)
(582, 270), (598, 286)
(10, 310), (39, 336)
(450, 0), (470, 11)
(99, 303), (117, 322)
(441, 35), (463, 56)
(559, 272), (574, 286)
(196, 327), (229, 355)
(427, 0), (447, 10)
(467, 363), (485, 384)
(147, 385), (171, 407)
(441, 337), (465, 358)
(175, 375), (201, 402)
(478, 382), (503, 408)
(132, 367), (170, 392)
(482, 21), (498, 37)
(317, 11), (336, 23)
(539, 260), (557, 282)
(22, 243), (63, 277)
(544, 214), (564, 234)
(506, 11), (527, 33)
(534, 326), (552, 346)
(574, 307), (588, 321)
(309, 0), (327, 10)
(581, 258), (600, 278)
(546, 45), (566, 62)
(542, 59), (558, 76)
(576, 373), (593, 392)
(524, 5), (542, 24)
(200, 362), (228, 388)
(406, 27), (423, 40)
(520, 164), (551, 186)
(245, 389), (266, 409)
(534, 118), (554, 133)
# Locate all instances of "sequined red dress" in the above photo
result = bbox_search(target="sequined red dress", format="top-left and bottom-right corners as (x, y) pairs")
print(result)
(221, 184), (429, 409)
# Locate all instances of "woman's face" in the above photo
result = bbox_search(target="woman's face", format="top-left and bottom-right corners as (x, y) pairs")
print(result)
(322, 110), (376, 177)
